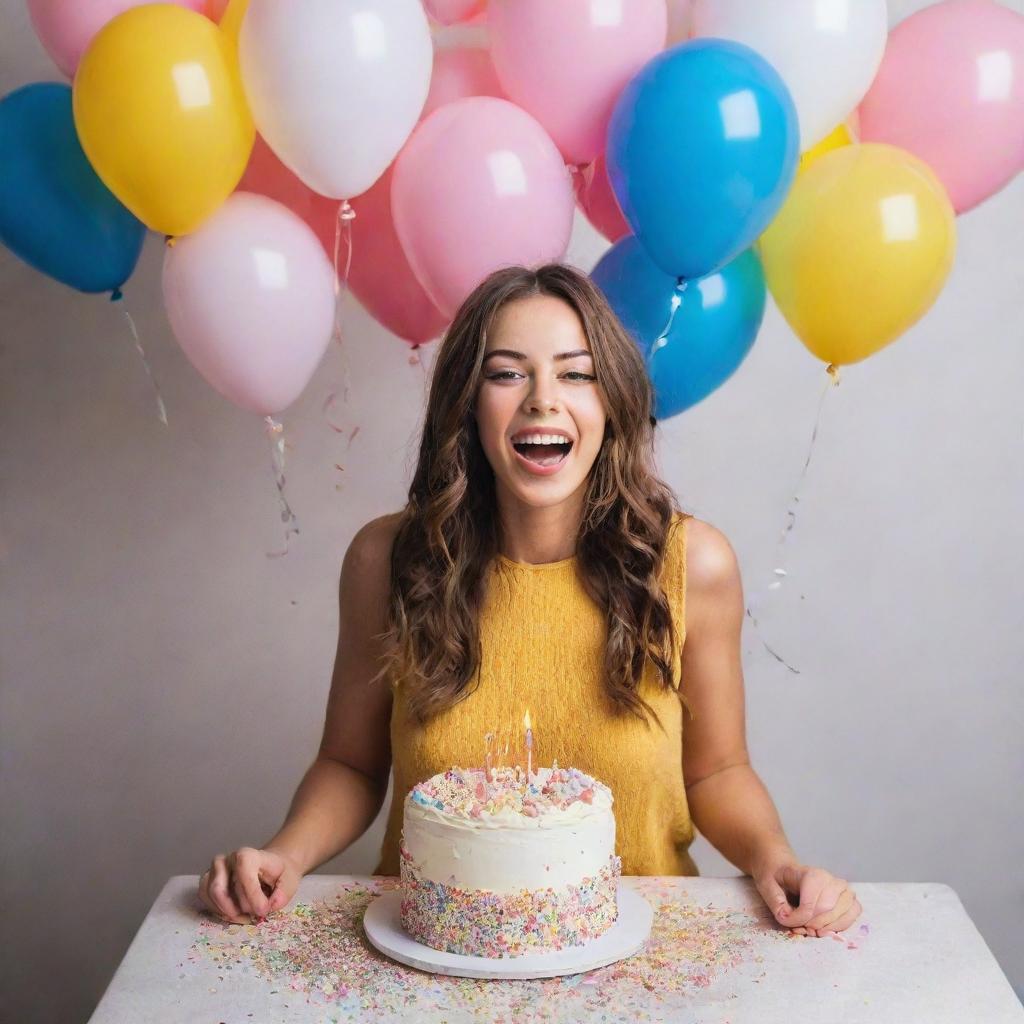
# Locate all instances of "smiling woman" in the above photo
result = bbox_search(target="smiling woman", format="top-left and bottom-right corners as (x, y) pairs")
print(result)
(201, 262), (861, 944)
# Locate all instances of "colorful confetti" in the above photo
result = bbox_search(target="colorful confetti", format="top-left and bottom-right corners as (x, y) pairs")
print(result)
(188, 878), (810, 1022)
(409, 764), (611, 821)
(400, 851), (620, 956)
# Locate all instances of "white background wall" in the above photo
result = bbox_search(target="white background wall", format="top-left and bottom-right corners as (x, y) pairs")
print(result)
(2, 1), (1022, 1021)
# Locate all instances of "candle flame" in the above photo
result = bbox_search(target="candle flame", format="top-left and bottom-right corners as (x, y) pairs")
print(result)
(523, 709), (532, 730)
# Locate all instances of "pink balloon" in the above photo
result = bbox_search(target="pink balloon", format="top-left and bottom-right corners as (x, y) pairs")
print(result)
(488, 0), (667, 166)
(345, 47), (508, 343)
(858, 0), (1024, 214)
(424, 0), (485, 26)
(27, 0), (207, 78)
(348, 164), (449, 345)
(162, 193), (336, 416)
(576, 152), (630, 244)
(422, 46), (505, 119)
(391, 96), (575, 320)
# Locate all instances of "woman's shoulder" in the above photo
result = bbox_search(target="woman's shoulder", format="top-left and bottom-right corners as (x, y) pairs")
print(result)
(678, 514), (742, 621)
(343, 511), (404, 585)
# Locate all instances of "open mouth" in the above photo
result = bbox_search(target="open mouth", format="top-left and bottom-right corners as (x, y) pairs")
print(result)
(511, 439), (574, 467)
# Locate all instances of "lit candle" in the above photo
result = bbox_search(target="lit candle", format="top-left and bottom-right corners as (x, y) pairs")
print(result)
(484, 731), (494, 783)
(523, 710), (533, 784)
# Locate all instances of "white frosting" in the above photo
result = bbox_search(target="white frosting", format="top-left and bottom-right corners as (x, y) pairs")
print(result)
(401, 767), (617, 893)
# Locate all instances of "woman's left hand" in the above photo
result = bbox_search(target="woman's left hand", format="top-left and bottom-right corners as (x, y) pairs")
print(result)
(754, 859), (862, 937)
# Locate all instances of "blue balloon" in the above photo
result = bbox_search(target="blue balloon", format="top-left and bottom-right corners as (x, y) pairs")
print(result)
(0, 83), (145, 293)
(606, 39), (799, 281)
(591, 234), (766, 418)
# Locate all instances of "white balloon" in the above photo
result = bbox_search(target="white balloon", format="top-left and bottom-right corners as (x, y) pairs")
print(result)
(690, 0), (888, 150)
(239, 0), (433, 199)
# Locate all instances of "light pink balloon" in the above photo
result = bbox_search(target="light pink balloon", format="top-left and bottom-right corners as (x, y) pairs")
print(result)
(422, 45), (505, 118)
(346, 46), (508, 343)
(858, 0), (1024, 214)
(27, 0), (207, 78)
(576, 152), (630, 244)
(162, 193), (336, 416)
(391, 96), (575, 320)
(424, 0), (485, 26)
(488, 0), (667, 166)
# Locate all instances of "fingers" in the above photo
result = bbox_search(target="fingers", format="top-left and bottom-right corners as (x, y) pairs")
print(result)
(198, 855), (249, 925)
(802, 887), (855, 932)
(793, 894), (863, 937)
(234, 848), (273, 919)
(781, 867), (844, 928)
(759, 876), (793, 925)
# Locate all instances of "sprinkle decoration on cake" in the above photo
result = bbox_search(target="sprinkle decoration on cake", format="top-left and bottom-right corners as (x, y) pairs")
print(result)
(398, 765), (622, 958)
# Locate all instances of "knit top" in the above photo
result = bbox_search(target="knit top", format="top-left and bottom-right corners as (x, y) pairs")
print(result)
(374, 511), (699, 877)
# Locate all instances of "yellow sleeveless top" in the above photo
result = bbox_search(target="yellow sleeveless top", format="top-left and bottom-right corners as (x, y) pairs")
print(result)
(374, 512), (699, 877)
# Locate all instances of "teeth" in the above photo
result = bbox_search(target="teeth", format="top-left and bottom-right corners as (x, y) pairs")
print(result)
(513, 434), (571, 446)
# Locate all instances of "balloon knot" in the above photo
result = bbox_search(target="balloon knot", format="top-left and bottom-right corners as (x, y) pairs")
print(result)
(339, 200), (356, 222)
(825, 363), (841, 385)
(165, 235), (177, 248)
(110, 288), (123, 303)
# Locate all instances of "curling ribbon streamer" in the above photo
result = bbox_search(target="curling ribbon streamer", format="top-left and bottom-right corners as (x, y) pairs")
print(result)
(744, 363), (842, 673)
(323, 200), (356, 433)
(263, 415), (300, 558)
(110, 288), (168, 426)
(646, 279), (688, 370)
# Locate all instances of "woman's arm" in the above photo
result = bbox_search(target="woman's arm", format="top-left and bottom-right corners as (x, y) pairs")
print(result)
(680, 518), (862, 935)
(679, 518), (797, 877)
(262, 513), (400, 875)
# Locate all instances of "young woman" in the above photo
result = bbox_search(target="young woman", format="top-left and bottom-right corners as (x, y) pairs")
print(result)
(199, 263), (861, 939)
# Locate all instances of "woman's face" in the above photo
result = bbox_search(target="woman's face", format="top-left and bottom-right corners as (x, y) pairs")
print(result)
(474, 294), (608, 512)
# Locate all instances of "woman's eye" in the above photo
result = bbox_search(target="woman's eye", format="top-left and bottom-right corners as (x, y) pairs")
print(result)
(485, 371), (596, 381)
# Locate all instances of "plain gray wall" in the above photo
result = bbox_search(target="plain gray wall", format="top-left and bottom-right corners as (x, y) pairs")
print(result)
(2, 2), (1022, 1021)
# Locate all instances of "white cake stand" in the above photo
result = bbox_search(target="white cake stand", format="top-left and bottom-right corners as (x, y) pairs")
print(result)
(362, 882), (653, 980)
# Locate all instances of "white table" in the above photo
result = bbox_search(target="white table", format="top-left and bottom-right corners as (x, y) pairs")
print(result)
(88, 875), (1023, 1023)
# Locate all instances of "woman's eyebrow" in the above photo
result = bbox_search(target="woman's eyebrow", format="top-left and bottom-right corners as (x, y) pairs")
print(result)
(482, 348), (593, 363)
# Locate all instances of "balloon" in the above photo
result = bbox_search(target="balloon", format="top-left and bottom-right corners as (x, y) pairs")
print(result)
(348, 165), (449, 344)
(690, 0), (887, 151)
(857, 0), (1024, 214)
(576, 153), (630, 244)
(73, 4), (253, 237)
(798, 122), (855, 175)
(26, 0), (207, 78)
(592, 235), (765, 418)
(162, 193), (336, 416)
(239, 0), (432, 199)
(392, 96), (575, 320)
(424, 0), (485, 25)
(237, 135), (337, 256)
(423, 45), (505, 115)
(0, 83), (145, 293)
(215, 0), (247, 47)
(488, 0), (666, 166)
(760, 144), (957, 367)
(607, 39), (799, 281)
(345, 46), (507, 343)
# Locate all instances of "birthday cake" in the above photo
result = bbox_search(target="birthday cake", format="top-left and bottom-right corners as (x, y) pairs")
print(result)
(398, 765), (621, 957)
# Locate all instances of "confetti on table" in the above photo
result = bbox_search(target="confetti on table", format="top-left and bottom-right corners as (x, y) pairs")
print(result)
(188, 878), (845, 1023)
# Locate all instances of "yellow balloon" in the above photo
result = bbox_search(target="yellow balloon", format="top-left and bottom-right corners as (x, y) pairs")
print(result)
(798, 122), (853, 175)
(219, 0), (249, 48)
(73, 4), (254, 237)
(759, 143), (956, 367)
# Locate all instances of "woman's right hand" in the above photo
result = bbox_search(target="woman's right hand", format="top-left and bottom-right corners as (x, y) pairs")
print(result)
(198, 846), (302, 925)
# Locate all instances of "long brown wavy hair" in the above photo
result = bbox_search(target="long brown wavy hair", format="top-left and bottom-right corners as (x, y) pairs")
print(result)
(371, 262), (690, 730)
